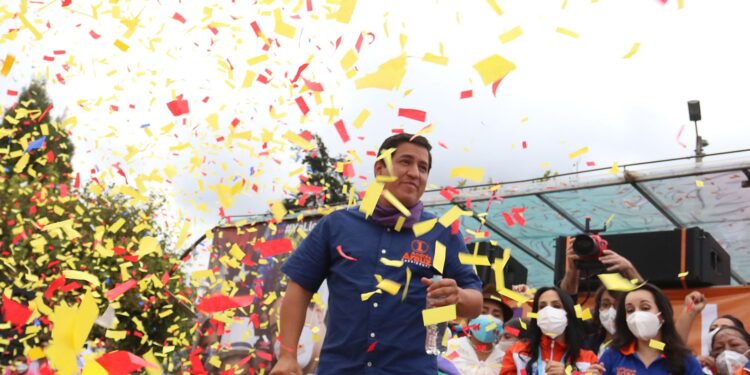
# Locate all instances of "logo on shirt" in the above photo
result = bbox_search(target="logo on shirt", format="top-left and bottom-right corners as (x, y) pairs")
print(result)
(402, 240), (432, 268)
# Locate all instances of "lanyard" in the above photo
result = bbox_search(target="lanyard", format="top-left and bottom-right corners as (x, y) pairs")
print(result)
(536, 341), (566, 375)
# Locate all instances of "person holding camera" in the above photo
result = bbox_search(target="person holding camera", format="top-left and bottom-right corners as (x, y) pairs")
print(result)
(559, 236), (643, 297)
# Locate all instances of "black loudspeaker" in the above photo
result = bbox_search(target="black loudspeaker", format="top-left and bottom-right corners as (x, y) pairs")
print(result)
(688, 100), (702, 122)
(468, 242), (528, 289)
(554, 227), (731, 291)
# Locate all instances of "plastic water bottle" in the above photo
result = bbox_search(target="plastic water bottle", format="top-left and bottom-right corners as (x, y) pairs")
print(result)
(425, 275), (447, 355)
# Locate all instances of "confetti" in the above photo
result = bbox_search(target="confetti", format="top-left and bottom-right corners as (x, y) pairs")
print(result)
(458, 253), (491, 266)
(1, 54), (15, 76)
(569, 146), (589, 159)
(355, 54), (407, 90)
(486, 0), (504, 15)
(413, 218), (438, 237)
(359, 181), (385, 218)
(499, 26), (523, 44)
(449, 166), (485, 182)
(433, 241), (446, 274)
(398, 108), (427, 122)
(623, 42), (641, 59)
(337, 245), (359, 261)
(598, 273), (644, 291)
(474, 55), (516, 85)
(556, 27), (579, 39)
(422, 304), (457, 326)
(255, 238), (294, 258)
(649, 339), (666, 351)
(376, 279), (401, 295)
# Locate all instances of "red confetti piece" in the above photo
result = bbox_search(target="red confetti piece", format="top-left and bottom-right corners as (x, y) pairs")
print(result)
(295, 96), (309, 115)
(44, 275), (66, 299)
(167, 97), (189, 116)
(61, 0), (72, 6)
(505, 326), (520, 337)
(291, 63), (309, 83)
(97, 351), (156, 375)
(43, 55), (54, 62)
(256, 351), (272, 362)
(398, 108), (426, 122)
(306, 0), (313, 11)
(196, 294), (255, 314)
(336, 245), (358, 261)
(60, 281), (82, 292)
(438, 142), (448, 149)
(586, 161), (595, 167)
(355, 32), (364, 53)
(522, 141), (527, 149)
(367, 341), (378, 352)
(391, 128), (404, 134)
(255, 238), (294, 258)
(492, 78), (503, 97)
(676, 124), (687, 148)
(445, 351), (460, 360)
(342, 163), (355, 178)
(302, 77), (324, 91)
(502, 212), (515, 227)
(451, 220), (460, 235)
(2, 295), (33, 327)
(334, 119), (350, 143)
(89, 30), (100, 39)
(7, 89), (18, 96)
(173, 12), (186, 23)
(105, 279), (137, 301)
(460, 90), (473, 99)
(512, 211), (526, 226)
(250, 21), (262, 37)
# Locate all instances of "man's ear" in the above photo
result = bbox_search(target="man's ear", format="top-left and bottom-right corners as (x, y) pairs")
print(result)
(374, 160), (385, 177)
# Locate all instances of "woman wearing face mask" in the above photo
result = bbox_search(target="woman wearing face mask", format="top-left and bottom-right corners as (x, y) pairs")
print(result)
(600, 283), (703, 374)
(446, 285), (514, 374)
(709, 326), (750, 375)
(501, 287), (604, 375)
(583, 287), (622, 357)
(698, 315), (747, 371)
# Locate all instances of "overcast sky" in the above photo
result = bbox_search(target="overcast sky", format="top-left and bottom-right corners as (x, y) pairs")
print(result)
(2, 0), (750, 269)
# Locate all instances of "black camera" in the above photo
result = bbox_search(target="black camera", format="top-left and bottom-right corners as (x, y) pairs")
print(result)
(572, 218), (608, 272)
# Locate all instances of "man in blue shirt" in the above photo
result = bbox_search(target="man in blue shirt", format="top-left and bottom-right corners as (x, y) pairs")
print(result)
(270, 133), (483, 374)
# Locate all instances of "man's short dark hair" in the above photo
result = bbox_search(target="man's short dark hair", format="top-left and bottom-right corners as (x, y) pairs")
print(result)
(376, 133), (432, 171)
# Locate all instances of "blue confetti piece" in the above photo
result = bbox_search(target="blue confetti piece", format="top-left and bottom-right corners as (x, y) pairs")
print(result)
(140, 123), (151, 128)
(25, 136), (46, 152)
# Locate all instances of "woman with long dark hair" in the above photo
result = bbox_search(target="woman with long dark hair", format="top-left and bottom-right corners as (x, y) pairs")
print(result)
(600, 283), (703, 374)
(583, 286), (623, 356)
(501, 286), (604, 375)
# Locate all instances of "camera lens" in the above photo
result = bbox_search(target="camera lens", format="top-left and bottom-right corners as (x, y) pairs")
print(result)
(573, 235), (598, 258)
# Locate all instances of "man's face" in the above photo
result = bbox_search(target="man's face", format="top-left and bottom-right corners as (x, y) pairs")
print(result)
(482, 299), (505, 321)
(375, 142), (429, 208)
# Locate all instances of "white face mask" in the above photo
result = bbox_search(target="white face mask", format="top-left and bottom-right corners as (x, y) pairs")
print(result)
(537, 306), (568, 338)
(626, 311), (662, 341)
(497, 338), (516, 352)
(13, 362), (29, 373)
(599, 307), (617, 335)
(716, 350), (749, 375)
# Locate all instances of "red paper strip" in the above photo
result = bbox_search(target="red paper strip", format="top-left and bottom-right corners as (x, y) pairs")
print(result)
(291, 63), (308, 83)
(502, 212), (515, 227)
(460, 90), (473, 99)
(367, 341), (378, 352)
(44, 275), (66, 299)
(334, 120), (350, 143)
(522, 141), (527, 149)
(173, 12), (186, 23)
(295, 96), (309, 115)
(355, 32), (364, 53)
(97, 351), (156, 375)
(255, 238), (294, 258)
(105, 279), (137, 301)
(398, 108), (426, 122)
(492, 78), (503, 97)
(89, 30), (100, 39)
(2, 295), (33, 327)
(505, 326), (520, 337)
(196, 294), (255, 314)
(167, 97), (189, 116)
(336, 245), (358, 261)
(302, 77), (324, 91)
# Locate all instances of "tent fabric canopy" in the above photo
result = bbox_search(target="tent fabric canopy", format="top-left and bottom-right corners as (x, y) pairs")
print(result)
(423, 151), (750, 288)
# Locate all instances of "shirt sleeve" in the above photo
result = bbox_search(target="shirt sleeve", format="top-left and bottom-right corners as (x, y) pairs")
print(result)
(442, 228), (482, 291)
(598, 348), (615, 375)
(280, 215), (332, 293)
(500, 345), (519, 375)
(684, 355), (706, 375)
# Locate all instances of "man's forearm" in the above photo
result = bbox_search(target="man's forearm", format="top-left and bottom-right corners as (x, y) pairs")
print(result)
(456, 287), (482, 319)
(278, 280), (314, 358)
(559, 269), (580, 296)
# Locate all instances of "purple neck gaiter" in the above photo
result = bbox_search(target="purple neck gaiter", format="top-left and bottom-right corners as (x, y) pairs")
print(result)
(370, 201), (424, 228)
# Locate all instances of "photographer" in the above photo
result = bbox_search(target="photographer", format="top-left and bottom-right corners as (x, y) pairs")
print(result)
(559, 236), (643, 296)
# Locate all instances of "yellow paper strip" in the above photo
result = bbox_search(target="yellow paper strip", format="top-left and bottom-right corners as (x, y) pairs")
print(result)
(526, 312), (539, 319)
(282, 130), (314, 151)
(402, 267), (412, 302)
(678, 271), (689, 278)
(499, 287), (531, 304)
(105, 330), (127, 340)
(394, 216), (406, 232)
(499, 26), (523, 44)
(458, 253), (491, 266)
(649, 339), (666, 351)
(380, 257), (404, 268)
(114, 39), (130, 52)
(473, 55), (516, 86)
(438, 205), (468, 227)
(412, 218), (438, 237)
(1, 54), (15, 76)
(569, 146), (589, 159)
(273, 8), (296, 38)
(353, 109), (370, 129)
(556, 27), (579, 39)
(598, 273), (643, 292)
(623, 42), (641, 59)
(62, 270), (101, 287)
(355, 54), (407, 91)
(377, 279), (401, 295)
(422, 304), (457, 326)
(449, 166), (485, 182)
(361, 289), (382, 301)
(433, 241), (446, 274)
(422, 53), (448, 66)
(486, 0), (504, 15)
(382, 190), (411, 217)
(359, 181), (385, 218)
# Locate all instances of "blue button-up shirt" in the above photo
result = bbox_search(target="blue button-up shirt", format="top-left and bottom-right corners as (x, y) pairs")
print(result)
(281, 206), (482, 374)
(599, 343), (704, 375)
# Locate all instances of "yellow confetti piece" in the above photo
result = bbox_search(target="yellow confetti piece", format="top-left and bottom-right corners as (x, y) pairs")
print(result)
(402, 267), (412, 302)
(377, 279), (402, 295)
(678, 0), (684, 9)
(330, 0), (356, 23)
(422, 304), (457, 326)
(433, 241), (446, 274)
(458, 253), (491, 266)
(282, 130), (315, 151)
(62, 270), (100, 287)
(134, 236), (162, 258)
(500, 26), (522, 44)
(355, 54), (407, 91)
(105, 330), (127, 340)
(108, 217), (126, 233)
(565, 365), (573, 375)
(695, 180), (704, 188)
(569, 146), (589, 159)
(622, 42), (641, 59)
(380, 257), (404, 267)
(114, 39), (129, 52)
(246, 54), (268, 66)
(649, 339), (666, 351)
(1, 54), (15, 76)
(473, 54), (516, 85)
(581, 308), (593, 321)
(394, 216), (406, 232)
(359, 181), (385, 218)
(598, 273), (644, 291)
(341, 49), (358, 70)
(526, 312), (539, 319)
(229, 243), (245, 260)
(422, 53), (448, 65)
(574, 304), (583, 318)
(610, 162), (620, 174)
(81, 358), (108, 375)
(271, 200), (287, 222)
(353, 109), (370, 129)
(438, 205), (469, 227)
(678, 271), (689, 278)
(273, 8), (296, 38)
(28, 347), (45, 361)
(361, 289), (382, 301)
(382, 190), (411, 217)
(486, 0), (504, 15)
(500, 287), (531, 304)
(556, 27), (579, 39)
(413, 218), (438, 237)
(143, 350), (163, 375)
(449, 166), (485, 182)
